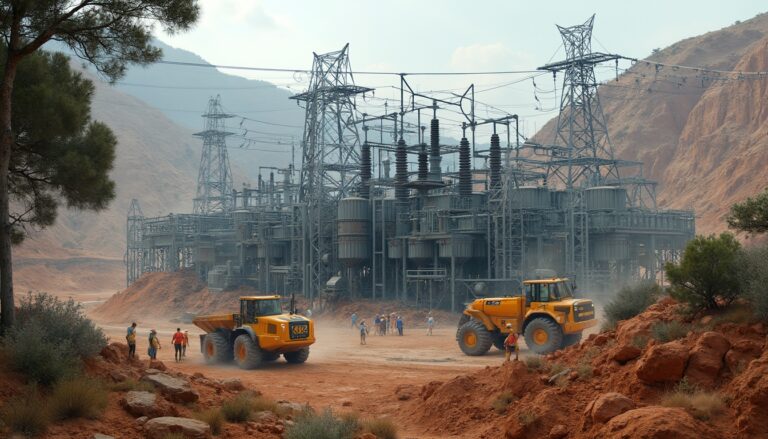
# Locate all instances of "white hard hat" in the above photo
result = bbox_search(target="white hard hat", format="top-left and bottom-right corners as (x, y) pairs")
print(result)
(505, 323), (513, 328)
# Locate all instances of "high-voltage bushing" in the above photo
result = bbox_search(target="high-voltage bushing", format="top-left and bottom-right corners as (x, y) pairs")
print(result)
(395, 138), (408, 204)
(489, 133), (501, 190)
(360, 141), (371, 199)
(429, 116), (442, 181)
(418, 143), (428, 181)
(459, 136), (471, 196)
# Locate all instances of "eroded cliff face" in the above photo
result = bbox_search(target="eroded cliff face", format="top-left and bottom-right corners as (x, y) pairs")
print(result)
(536, 14), (768, 235)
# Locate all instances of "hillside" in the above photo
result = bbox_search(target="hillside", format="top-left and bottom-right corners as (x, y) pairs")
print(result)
(14, 65), (200, 293)
(536, 13), (768, 234)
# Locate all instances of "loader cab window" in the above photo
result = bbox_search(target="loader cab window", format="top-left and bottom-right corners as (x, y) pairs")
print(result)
(240, 299), (282, 323)
(526, 283), (552, 303)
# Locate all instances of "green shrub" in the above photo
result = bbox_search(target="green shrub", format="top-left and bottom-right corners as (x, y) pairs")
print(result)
(16, 293), (107, 358)
(737, 244), (768, 321)
(604, 281), (661, 326)
(4, 320), (80, 385)
(194, 408), (224, 435)
(285, 408), (359, 439)
(517, 410), (537, 427)
(48, 376), (108, 420)
(651, 321), (688, 342)
(576, 362), (593, 379)
(491, 392), (516, 414)
(631, 335), (650, 349)
(548, 362), (566, 375)
(0, 387), (50, 437)
(666, 233), (741, 310)
(108, 378), (155, 393)
(3, 293), (107, 385)
(661, 388), (724, 420)
(524, 356), (543, 371)
(361, 417), (398, 439)
(221, 394), (254, 423)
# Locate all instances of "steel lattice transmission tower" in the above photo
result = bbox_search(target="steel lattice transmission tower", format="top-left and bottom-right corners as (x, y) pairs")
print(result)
(193, 95), (234, 215)
(538, 15), (622, 284)
(290, 44), (371, 299)
(125, 198), (144, 286)
(539, 14), (622, 189)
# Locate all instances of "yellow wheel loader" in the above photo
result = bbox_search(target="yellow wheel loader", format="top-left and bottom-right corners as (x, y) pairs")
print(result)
(456, 278), (596, 355)
(193, 295), (315, 369)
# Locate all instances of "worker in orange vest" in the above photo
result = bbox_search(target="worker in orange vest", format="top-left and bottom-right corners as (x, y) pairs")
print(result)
(503, 323), (519, 362)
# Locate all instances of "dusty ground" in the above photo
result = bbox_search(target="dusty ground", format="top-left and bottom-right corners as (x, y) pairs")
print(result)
(95, 314), (510, 438)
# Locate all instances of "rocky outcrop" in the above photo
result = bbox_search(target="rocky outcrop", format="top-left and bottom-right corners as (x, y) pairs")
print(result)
(725, 338), (764, 372)
(601, 407), (716, 439)
(684, 331), (730, 388)
(635, 341), (690, 384)
(120, 390), (176, 418)
(586, 393), (636, 424)
(142, 373), (199, 403)
(143, 417), (211, 439)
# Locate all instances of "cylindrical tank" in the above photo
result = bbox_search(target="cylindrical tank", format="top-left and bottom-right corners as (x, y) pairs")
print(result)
(510, 186), (551, 209)
(232, 210), (252, 226)
(584, 187), (627, 211)
(387, 239), (403, 259)
(550, 190), (572, 210)
(408, 239), (434, 261)
(592, 234), (630, 261)
(438, 235), (473, 259)
(337, 197), (371, 264)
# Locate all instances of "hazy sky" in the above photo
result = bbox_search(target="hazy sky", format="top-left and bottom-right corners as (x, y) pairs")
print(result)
(158, 0), (767, 138)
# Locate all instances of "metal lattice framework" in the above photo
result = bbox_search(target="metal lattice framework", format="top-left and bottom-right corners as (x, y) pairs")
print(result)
(193, 95), (234, 215)
(125, 198), (144, 286)
(539, 14), (622, 189)
(290, 44), (371, 299)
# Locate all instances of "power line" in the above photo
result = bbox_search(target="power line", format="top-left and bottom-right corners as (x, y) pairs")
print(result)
(156, 60), (542, 76)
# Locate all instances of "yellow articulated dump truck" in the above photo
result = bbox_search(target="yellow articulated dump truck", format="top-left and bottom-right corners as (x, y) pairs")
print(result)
(193, 295), (315, 369)
(456, 278), (597, 355)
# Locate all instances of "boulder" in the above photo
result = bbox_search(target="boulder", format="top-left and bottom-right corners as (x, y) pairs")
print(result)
(276, 400), (308, 413)
(601, 406), (715, 439)
(144, 368), (163, 375)
(587, 392), (635, 424)
(100, 343), (128, 364)
(253, 411), (278, 423)
(684, 331), (730, 388)
(121, 391), (160, 418)
(142, 373), (199, 403)
(548, 424), (568, 439)
(148, 360), (167, 371)
(93, 434), (115, 439)
(395, 384), (418, 401)
(143, 417), (211, 439)
(136, 416), (149, 425)
(611, 345), (642, 364)
(635, 341), (689, 384)
(220, 378), (245, 391)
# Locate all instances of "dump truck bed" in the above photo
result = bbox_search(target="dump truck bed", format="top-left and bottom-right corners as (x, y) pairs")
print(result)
(192, 313), (237, 333)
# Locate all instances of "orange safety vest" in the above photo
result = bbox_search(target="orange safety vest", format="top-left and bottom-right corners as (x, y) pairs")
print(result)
(504, 333), (518, 347)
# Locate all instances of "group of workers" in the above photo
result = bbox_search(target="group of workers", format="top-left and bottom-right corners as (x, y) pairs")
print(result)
(125, 322), (190, 362)
(351, 312), (439, 345)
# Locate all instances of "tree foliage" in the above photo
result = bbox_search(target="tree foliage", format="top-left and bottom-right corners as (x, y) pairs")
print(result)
(6, 48), (116, 243)
(727, 188), (768, 234)
(737, 243), (768, 321)
(0, 0), (199, 329)
(665, 233), (742, 310)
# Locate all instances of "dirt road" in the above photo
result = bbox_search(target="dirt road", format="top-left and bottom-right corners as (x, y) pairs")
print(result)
(97, 317), (510, 437)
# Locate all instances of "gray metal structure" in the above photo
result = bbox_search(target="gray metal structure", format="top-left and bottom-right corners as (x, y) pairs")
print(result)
(126, 21), (695, 310)
(193, 95), (234, 215)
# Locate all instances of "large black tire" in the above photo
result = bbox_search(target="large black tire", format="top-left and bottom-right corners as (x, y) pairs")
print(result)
(457, 320), (494, 356)
(493, 333), (506, 351)
(262, 352), (280, 362)
(562, 332), (583, 348)
(202, 333), (231, 364)
(284, 347), (310, 364)
(524, 317), (564, 355)
(233, 334), (263, 370)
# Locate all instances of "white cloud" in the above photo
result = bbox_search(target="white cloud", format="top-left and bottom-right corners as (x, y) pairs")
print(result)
(197, 0), (277, 29)
(450, 42), (534, 70)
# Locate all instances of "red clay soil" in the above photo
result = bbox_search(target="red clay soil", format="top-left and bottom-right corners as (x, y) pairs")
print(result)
(396, 298), (768, 439)
(93, 271), (246, 323)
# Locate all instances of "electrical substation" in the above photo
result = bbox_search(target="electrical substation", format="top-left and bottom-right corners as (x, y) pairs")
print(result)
(125, 16), (695, 310)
